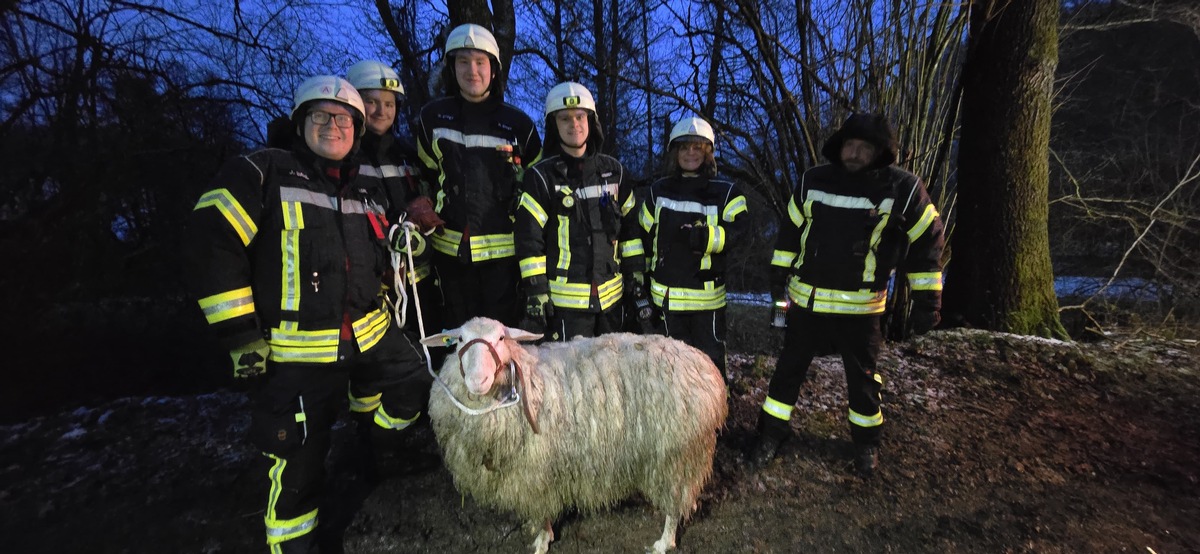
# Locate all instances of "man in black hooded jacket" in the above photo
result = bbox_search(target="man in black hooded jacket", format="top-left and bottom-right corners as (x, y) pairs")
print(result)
(751, 113), (945, 478)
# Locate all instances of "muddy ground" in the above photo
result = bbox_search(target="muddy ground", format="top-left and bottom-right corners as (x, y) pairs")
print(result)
(2, 328), (1198, 553)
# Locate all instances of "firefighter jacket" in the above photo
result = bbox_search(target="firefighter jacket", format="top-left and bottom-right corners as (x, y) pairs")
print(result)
(771, 163), (945, 316)
(515, 152), (644, 313)
(357, 132), (432, 285)
(186, 143), (397, 363)
(638, 174), (749, 311)
(415, 95), (541, 264)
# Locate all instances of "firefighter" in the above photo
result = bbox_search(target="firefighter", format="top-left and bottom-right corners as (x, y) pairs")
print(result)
(344, 59), (442, 476)
(514, 82), (644, 340)
(751, 113), (945, 478)
(638, 117), (749, 379)
(186, 76), (429, 553)
(414, 23), (542, 328)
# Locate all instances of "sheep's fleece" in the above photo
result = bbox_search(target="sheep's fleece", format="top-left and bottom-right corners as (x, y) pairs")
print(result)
(421, 318), (727, 553)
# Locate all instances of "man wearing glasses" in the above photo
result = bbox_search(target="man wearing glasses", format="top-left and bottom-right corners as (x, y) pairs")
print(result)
(186, 75), (428, 553)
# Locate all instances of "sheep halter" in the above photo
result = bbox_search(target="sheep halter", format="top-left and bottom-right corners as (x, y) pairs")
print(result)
(450, 337), (541, 434)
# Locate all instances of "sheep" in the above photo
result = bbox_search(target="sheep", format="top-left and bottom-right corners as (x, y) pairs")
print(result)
(419, 317), (727, 554)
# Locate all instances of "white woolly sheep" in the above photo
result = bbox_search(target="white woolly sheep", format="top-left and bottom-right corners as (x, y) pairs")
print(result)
(420, 317), (727, 554)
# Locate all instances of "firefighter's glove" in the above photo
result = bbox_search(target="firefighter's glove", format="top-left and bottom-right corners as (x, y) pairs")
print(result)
(910, 311), (941, 335)
(388, 222), (426, 255)
(519, 294), (552, 334)
(230, 338), (270, 380)
(686, 224), (710, 253)
(405, 196), (445, 234)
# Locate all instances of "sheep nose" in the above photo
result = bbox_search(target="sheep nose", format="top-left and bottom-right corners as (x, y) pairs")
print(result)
(466, 373), (493, 395)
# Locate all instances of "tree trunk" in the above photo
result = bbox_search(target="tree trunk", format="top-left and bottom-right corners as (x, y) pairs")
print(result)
(945, 0), (1066, 338)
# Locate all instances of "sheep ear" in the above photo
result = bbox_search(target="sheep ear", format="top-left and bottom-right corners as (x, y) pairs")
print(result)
(420, 329), (460, 348)
(505, 326), (543, 343)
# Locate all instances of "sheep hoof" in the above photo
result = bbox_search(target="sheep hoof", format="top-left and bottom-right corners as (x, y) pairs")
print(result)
(649, 538), (675, 554)
(531, 520), (554, 554)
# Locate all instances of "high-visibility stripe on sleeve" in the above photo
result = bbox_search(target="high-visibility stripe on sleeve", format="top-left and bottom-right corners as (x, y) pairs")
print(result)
(620, 238), (644, 258)
(638, 202), (654, 232)
(709, 225), (725, 253)
(194, 189), (257, 246)
(374, 405), (418, 430)
(197, 286), (255, 324)
(520, 256), (547, 278)
(519, 192), (548, 227)
(723, 195), (748, 222)
(787, 196), (805, 228)
(771, 250), (798, 268)
(620, 192), (637, 216)
(906, 204), (939, 242)
(908, 272), (944, 291)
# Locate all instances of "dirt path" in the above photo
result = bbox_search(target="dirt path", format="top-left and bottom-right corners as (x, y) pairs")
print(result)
(2, 329), (1197, 553)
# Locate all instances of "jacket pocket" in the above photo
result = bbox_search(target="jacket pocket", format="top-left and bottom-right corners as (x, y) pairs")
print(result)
(248, 393), (309, 457)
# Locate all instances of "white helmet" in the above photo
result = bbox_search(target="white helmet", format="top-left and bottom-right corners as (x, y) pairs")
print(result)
(669, 117), (716, 147)
(543, 82), (596, 119)
(291, 75), (365, 121)
(345, 60), (404, 96)
(445, 24), (501, 68)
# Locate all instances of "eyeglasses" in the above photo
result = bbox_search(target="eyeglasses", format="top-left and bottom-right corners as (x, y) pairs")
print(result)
(308, 110), (355, 129)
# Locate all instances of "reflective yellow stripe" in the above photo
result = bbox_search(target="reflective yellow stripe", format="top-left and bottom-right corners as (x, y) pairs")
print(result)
(409, 261), (432, 284)
(555, 215), (571, 272)
(787, 279), (887, 315)
(548, 274), (624, 311)
(762, 396), (793, 421)
(519, 192), (548, 227)
(638, 202), (654, 232)
(908, 272), (943, 291)
(374, 405), (418, 430)
(848, 408), (884, 428)
(771, 250), (797, 267)
(907, 204), (939, 242)
(280, 202), (303, 312)
(619, 192), (636, 216)
(649, 279), (726, 311)
(264, 455), (318, 545)
(861, 204), (894, 283)
(619, 238), (644, 258)
(194, 188), (257, 246)
(348, 387), (382, 413)
(197, 286), (255, 324)
(710, 225), (725, 253)
(430, 228), (516, 261)
(787, 196), (805, 228)
(520, 256), (547, 279)
(723, 195), (748, 222)
(269, 326), (340, 363)
(352, 307), (390, 353)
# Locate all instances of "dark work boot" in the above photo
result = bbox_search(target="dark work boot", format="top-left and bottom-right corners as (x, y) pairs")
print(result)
(749, 414), (792, 469)
(854, 444), (879, 479)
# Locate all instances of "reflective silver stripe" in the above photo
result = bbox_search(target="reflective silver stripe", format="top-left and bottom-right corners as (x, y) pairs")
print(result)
(340, 198), (367, 214)
(561, 182), (618, 199)
(431, 127), (512, 149)
(279, 186), (337, 211)
(358, 164), (417, 179)
(907, 204), (939, 242)
(194, 188), (257, 246)
(762, 397), (793, 421)
(862, 209), (893, 283)
(649, 279), (726, 311)
(655, 196), (719, 216)
(619, 239), (644, 258)
(556, 216), (571, 272)
(352, 308), (390, 353)
(723, 195), (748, 221)
(788, 280), (887, 314)
(281, 202), (302, 312)
(198, 287), (255, 324)
(519, 192), (548, 227)
(806, 189), (877, 210)
(771, 250), (797, 267)
(374, 405), (417, 430)
(787, 196), (805, 228)
(908, 272), (944, 291)
(520, 256), (547, 278)
(269, 326), (340, 363)
(848, 408), (884, 428)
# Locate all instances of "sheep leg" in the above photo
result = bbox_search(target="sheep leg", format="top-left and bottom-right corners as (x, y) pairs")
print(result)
(531, 518), (554, 554)
(650, 515), (678, 553)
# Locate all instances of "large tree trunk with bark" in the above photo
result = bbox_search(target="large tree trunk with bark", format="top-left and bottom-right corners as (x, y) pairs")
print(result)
(945, 0), (1067, 338)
